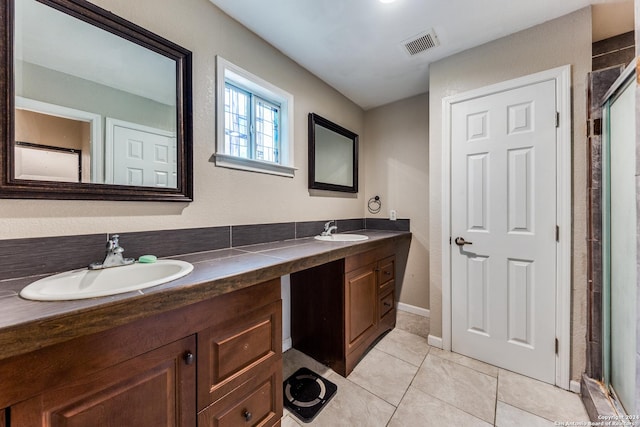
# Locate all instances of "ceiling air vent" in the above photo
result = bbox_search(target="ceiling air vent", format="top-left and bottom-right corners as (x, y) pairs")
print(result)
(402, 30), (440, 56)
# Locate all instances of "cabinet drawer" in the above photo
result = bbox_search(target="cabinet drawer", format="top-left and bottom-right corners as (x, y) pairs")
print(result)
(379, 279), (394, 296)
(198, 301), (282, 411)
(377, 256), (395, 286)
(198, 363), (282, 427)
(380, 287), (396, 331)
(346, 248), (393, 273)
(379, 290), (394, 319)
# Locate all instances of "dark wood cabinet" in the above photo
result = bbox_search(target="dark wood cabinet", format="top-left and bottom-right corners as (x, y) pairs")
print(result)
(11, 336), (196, 427)
(2, 279), (282, 427)
(345, 264), (378, 353)
(197, 362), (282, 427)
(197, 298), (282, 424)
(291, 243), (397, 377)
(377, 255), (396, 331)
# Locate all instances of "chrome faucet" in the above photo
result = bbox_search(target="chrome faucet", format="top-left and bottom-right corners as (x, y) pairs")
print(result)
(89, 235), (135, 270)
(321, 220), (338, 236)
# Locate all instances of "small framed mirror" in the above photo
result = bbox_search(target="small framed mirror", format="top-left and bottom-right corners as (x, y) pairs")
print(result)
(308, 113), (358, 193)
(1, 0), (193, 201)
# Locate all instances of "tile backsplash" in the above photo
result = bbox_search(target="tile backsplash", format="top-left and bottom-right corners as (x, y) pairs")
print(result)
(0, 234), (105, 281)
(0, 218), (409, 281)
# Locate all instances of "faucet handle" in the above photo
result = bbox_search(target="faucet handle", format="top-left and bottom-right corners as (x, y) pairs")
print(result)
(107, 234), (121, 250)
(324, 220), (335, 231)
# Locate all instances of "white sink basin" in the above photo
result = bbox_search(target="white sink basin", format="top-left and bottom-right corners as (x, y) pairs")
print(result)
(314, 234), (369, 242)
(20, 260), (194, 301)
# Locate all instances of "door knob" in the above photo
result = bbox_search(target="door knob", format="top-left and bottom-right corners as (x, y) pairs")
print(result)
(454, 237), (473, 246)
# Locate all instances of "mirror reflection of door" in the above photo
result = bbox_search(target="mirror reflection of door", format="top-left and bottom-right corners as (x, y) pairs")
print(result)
(14, 108), (91, 183)
(105, 118), (177, 188)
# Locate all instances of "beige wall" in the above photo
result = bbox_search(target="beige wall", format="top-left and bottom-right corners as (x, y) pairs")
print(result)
(364, 94), (429, 310)
(592, 1), (634, 42)
(0, 0), (365, 239)
(428, 8), (591, 382)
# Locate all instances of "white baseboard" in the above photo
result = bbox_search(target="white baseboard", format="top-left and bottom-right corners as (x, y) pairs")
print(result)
(569, 380), (581, 394)
(427, 334), (443, 349)
(397, 302), (430, 318)
(282, 337), (292, 353)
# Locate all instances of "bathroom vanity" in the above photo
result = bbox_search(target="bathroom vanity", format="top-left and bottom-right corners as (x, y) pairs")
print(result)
(291, 244), (397, 376)
(0, 231), (410, 426)
(4, 279), (282, 426)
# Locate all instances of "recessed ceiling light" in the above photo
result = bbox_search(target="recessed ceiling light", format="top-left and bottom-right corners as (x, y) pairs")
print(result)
(379, 0), (396, 3)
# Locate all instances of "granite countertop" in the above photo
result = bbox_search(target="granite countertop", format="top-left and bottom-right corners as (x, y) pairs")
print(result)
(0, 230), (410, 361)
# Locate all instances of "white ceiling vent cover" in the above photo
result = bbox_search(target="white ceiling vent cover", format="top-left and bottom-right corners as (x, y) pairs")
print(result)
(402, 30), (440, 56)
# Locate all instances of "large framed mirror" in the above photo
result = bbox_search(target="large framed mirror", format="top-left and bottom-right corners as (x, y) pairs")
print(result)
(308, 113), (358, 193)
(1, 0), (193, 201)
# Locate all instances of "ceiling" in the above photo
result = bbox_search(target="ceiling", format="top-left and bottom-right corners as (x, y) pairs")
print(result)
(209, 0), (632, 110)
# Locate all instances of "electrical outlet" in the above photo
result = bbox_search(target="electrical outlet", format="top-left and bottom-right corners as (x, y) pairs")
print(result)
(390, 209), (397, 221)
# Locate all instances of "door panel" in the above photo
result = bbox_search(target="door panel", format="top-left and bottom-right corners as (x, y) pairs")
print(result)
(467, 154), (488, 231)
(466, 255), (489, 335)
(113, 126), (176, 187)
(507, 259), (533, 346)
(451, 79), (557, 383)
(105, 119), (177, 188)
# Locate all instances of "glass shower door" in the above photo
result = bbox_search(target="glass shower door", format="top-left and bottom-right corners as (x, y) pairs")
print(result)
(602, 65), (637, 416)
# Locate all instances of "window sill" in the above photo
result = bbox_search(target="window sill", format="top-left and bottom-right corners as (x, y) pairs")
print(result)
(214, 153), (297, 178)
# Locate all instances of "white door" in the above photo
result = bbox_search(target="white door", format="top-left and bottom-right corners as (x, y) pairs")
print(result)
(106, 119), (177, 188)
(450, 79), (557, 383)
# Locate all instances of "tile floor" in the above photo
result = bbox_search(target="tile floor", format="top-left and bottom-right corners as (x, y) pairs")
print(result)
(282, 311), (589, 426)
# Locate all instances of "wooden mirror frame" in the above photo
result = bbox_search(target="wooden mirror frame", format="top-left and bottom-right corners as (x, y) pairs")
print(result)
(1, 0), (193, 201)
(308, 113), (358, 193)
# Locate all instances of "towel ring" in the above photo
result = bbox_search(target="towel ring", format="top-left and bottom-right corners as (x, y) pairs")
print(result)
(368, 196), (381, 214)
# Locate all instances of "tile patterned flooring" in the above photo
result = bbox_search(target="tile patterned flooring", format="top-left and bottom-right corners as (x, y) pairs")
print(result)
(282, 311), (589, 426)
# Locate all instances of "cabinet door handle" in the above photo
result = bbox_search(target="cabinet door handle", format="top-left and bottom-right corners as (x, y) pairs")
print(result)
(183, 351), (194, 365)
(243, 410), (253, 422)
(384, 271), (392, 276)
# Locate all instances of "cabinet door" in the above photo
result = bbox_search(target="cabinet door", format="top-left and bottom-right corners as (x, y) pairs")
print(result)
(345, 264), (378, 353)
(11, 336), (196, 427)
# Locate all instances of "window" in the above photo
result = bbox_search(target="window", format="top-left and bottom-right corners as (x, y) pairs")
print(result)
(216, 56), (295, 177)
(224, 84), (279, 163)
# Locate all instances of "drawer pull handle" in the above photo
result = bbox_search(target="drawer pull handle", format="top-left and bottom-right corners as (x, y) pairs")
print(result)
(384, 271), (392, 276)
(384, 302), (392, 307)
(243, 410), (253, 422)
(183, 351), (194, 365)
